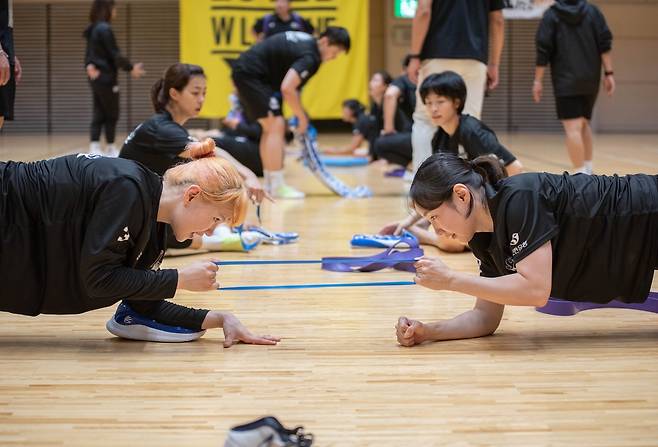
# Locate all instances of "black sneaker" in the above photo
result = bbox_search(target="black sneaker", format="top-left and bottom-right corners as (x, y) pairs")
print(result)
(224, 416), (313, 447)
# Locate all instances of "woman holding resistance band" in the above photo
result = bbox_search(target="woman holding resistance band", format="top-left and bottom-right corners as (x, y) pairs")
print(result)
(0, 145), (279, 346)
(396, 152), (658, 346)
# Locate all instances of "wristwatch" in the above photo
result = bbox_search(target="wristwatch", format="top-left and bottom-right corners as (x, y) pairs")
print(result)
(604, 70), (614, 76)
(407, 53), (421, 60)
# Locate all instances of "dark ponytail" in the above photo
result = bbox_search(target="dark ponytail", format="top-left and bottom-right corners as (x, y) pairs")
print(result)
(342, 98), (366, 119)
(471, 154), (506, 185)
(150, 63), (205, 113)
(409, 153), (506, 215)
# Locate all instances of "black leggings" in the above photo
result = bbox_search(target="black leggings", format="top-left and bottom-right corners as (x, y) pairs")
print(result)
(373, 132), (413, 167)
(90, 82), (120, 144)
(125, 299), (210, 331)
(214, 135), (263, 177)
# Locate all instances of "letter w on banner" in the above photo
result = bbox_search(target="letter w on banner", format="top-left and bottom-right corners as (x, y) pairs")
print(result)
(180, 0), (369, 119)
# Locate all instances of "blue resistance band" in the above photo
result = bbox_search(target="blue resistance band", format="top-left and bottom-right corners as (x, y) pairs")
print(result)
(215, 259), (419, 266)
(219, 280), (416, 291)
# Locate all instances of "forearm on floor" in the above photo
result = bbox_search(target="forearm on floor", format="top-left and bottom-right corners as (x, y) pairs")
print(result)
(424, 300), (504, 342)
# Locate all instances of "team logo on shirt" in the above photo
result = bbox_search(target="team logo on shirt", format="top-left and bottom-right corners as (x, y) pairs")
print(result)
(269, 96), (281, 111)
(300, 70), (309, 79)
(505, 257), (517, 272)
(510, 233), (519, 246)
(512, 240), (528, 256)
(117, 226), (130, 242)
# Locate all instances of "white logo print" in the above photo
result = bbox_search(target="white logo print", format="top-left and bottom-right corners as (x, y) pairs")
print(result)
(269, 96), (281, 110)
(117, 226), (130, 242)
(300, 70), (309, 79)
(510, 233), (519, 246)
(505, 257), (517, 272)
(77, 153), (101, 159)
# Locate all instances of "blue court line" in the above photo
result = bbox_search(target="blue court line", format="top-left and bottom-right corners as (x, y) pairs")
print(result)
(218, 280), (417, 291)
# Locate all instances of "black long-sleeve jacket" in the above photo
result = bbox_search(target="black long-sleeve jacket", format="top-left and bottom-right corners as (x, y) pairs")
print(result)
(83, 21), (133, 85)
(536, 0), (612, 96)
(0, 154), (177, 316)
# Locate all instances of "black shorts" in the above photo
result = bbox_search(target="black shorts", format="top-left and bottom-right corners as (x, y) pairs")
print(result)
(231, 70), (282, 121)
(0, 68), (16, 121)
(555, 94), (597, 120)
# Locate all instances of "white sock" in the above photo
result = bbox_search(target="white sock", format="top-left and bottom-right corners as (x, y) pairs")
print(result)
(105, 144), (119, 157)
(584, 160), (593, 175)
(265, 170), (285, 191)
(574, 166), (589, 175)
(89, 141), (101, 154)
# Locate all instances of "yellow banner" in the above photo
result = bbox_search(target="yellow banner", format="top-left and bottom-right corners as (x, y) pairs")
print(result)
(180, 0), (369, 119)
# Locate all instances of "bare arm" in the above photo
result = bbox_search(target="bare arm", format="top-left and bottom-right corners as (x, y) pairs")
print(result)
(396, 299), (504, 346)
(415, 241), (553, 307)
(281, 68), (307, 131)
(487, 10), (505, 90)
(504, 160), (524, 176)
(383, 85), (401, 134)
(601, 51), (615, 96)
(532, 65), (546, 103)
(407, 0), (432, 83)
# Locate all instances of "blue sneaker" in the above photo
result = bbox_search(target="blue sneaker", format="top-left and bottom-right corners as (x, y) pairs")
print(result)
(106, 302), (206, 343)
(225, 416), (313, 447)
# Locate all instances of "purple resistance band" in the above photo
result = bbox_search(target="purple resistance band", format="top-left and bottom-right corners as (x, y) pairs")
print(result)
(537, 292), (658, 316)
(215, 247), (424, 273)
(215, 247), (423, 290)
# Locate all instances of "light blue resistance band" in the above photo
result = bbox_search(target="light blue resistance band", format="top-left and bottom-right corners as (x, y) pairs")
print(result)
(218, 280), (416, 291)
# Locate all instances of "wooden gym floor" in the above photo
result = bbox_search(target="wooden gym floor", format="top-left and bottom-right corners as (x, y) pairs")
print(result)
(1, 131), (658, 446)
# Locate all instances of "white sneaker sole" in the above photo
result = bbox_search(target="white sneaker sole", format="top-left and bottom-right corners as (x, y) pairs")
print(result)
(106, 318), (206, 343)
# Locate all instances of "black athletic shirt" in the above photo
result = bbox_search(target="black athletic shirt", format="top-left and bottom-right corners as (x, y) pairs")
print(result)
(421, 0), (504, 64)
(469, 173), (658, 304)
(233, 31), (322, 90)
(432, 114), (517, 166)
(253, 12), (314, 38)
(0, 154), (178, 316)
(120, 111), (195, 176)
(83, 21), (133, 85)
(536, 0), (612, 96)
(390, 74), (417, 124)
(353, 111), (375, 139)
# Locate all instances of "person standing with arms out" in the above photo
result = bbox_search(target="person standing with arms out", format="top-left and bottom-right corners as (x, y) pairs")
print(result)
(252, 0), (315, 42)
(84, 0), (145, 156)
(534, 0), (614, 175)
(231, 27), (350, 199)
(0, 0), (21, 130)
(406, 0), (505, 173)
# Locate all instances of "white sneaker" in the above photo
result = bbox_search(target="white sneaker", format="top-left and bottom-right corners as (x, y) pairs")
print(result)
(89, 142), (103, 155)
(272, 184), (305, 199)
(105, 144), (120, 157)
